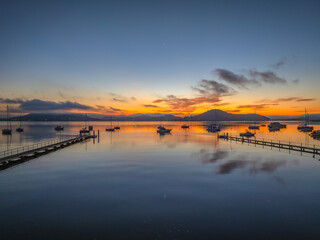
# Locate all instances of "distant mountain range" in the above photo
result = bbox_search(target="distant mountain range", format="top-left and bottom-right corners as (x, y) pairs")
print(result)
(268, 114), (320, 121)
(0, 109), (270, 121)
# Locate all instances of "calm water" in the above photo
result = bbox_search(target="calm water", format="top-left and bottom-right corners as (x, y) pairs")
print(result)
(1, 121), (320, 239)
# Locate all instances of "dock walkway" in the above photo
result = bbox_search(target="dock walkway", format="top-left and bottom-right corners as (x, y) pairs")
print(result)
(218, 133), (320, 156)
(0, 134), (96, 170)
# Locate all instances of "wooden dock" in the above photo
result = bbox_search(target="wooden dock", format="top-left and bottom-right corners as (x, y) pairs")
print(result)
(218, 133), (320, 156)
(0, 134), (96, 171)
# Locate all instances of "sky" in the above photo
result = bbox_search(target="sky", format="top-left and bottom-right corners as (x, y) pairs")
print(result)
(0, 0), (319, 116)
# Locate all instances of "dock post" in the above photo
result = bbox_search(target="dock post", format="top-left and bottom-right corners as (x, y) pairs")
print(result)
(98, 130), (100, 143)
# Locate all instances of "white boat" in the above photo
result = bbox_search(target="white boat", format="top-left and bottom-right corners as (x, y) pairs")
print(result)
(268, 122), (286, 129)
(297, 109), (313, 132)
(106, 117), (115, 131)
(240, 130), (255, 137)
(157, 125), (171, 134)
(310, 130), (320, 138)
(2, 105), (12, 135)
(16, 119), (24, 132)
(207, 123), (220, 132)
(181, 124), (189, 129)
(55, 125), (64, 131)
(248, 125), (260, 130)
(80, 114), (91, 133)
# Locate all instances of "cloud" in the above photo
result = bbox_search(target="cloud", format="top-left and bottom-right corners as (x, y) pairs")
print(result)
(257, 97), (317, 104)
(131, 97), (137, 101)
(0, 98), (24, 104)
(110, 107), (121, 111)
(296, 98), (316, 102)
(237, 103), (278, 110)
(0, 98), (93, 112)
(214, 69), (259, 88)
(144, 104), (158, 108)
(112, 98), (127, 102)
(152, 80), (234, 112)
(271, 59), (286, 69)
(192, 79), (235, 96)
(249, 70), (287, 84)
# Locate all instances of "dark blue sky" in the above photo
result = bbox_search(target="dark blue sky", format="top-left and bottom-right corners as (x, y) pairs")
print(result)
(0, 0), (319, 115)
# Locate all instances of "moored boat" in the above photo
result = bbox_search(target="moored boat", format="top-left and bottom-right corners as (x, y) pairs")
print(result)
(240, 130), (255, 137)
(248, 125), (260, 130)
(157, 125), (171, 134)
(207, 123), (220, 132)
(297, 109), (313, 132)
(2, 105), (12, 135)
(16, 118), (24, 132)
(268, 122), (286, 130)
(310, 130), (320, 138)
(181, 124), (189, 129)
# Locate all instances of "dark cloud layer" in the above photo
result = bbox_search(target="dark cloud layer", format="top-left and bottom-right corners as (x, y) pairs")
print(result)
(249, 70), (287, 84)
(0, 98), (92, 111)
(237, 103), (278, 110)
(214, 69), (259, 88)
(153, 80), (235, 111)
(144, 104), (158, 108)
(212, 68), (288, 89)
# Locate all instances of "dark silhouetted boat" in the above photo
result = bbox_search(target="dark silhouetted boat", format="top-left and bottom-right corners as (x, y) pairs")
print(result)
(240, 130), (255, 137)
(80, 114), (90, 133)
(157, 125), (171, 134)
(2, 105), (12, 135)
(16, 119), (24, 132)
(297, 109), (313, 132)
(106, 117), (115, 131)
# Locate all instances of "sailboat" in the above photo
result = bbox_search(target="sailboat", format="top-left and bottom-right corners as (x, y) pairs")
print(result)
(80, 114), (90, 133)
(207, 109), (220, 132)
(181, 115), (189, 129)
(106, 117), (115, 131)
(2, 105), (12, 135)
(114, 119), (120, 130)
(16, 117), (24, 132)
(297, 109), (313, 132)
(248, 111), (260, 130)
(54, 119), (64, 131)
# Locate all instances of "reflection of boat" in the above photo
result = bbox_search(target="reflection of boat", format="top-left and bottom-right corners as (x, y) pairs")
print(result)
(16, 118), (24, 132)
(297, 109), (313, 132)
(310, 130), (320, 138)
(240, 130), (255, 137)
(2, 105), (12, 135)
(157, 125), (171, 134)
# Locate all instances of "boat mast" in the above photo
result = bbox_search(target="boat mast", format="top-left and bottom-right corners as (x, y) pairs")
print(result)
(7, 105), (11, 130)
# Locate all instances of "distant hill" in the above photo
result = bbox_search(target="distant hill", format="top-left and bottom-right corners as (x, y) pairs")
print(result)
(2, 113), (181, 122)
(1, 109), (269, 121)
(189, 109), (269, 121)
(268, 114), (320, 121)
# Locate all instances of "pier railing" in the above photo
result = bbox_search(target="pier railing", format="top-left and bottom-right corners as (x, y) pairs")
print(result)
(0, 136), (78, 159)
(218, 133), (320, 156)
